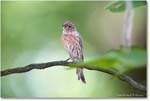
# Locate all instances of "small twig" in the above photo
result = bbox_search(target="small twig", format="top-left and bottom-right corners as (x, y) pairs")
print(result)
(122, 1), (133, 49)
(1, 60), (146, 92)
(84, 66), (146, 92)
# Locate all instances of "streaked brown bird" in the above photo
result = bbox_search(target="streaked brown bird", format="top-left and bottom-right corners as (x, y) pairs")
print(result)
(61, 21), (86, 83)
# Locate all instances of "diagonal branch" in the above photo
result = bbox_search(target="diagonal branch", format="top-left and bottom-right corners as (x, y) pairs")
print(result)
(1, 60), (72, 76)
(1, 60), (146, 92)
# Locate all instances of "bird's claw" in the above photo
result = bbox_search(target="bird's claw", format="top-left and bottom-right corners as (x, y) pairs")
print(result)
(65, 58), (71, 62)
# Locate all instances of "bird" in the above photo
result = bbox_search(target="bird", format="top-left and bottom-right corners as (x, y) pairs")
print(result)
(61, 21), (86, 83)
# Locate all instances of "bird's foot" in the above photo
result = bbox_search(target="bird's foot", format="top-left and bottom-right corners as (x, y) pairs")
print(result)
(65, 58), (71, 62)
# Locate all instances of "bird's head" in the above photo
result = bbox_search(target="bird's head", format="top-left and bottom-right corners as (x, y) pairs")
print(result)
(63, 21), (76, 32)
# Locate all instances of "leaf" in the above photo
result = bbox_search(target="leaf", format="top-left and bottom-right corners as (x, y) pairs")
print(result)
(105, 1), (147, 12)
(70, 47), (146, 74)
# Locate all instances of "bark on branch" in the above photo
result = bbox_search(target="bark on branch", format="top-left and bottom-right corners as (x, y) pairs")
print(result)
(1, 60), (146, 92)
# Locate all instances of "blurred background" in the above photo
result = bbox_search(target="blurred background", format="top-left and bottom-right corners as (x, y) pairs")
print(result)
(1, 1), (147, 98)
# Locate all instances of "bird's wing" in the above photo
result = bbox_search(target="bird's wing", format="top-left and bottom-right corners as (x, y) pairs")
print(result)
(77, 32), (84, 61)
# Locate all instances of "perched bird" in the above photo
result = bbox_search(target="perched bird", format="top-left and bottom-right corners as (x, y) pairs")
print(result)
(61, 21), (86, 83)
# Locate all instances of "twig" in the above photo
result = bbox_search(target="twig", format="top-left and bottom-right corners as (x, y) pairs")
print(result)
(1, 60), (72, 76)
(122, 1), (133, 49)
(84, 66), (146, 92)
(1, 60), (146, 92)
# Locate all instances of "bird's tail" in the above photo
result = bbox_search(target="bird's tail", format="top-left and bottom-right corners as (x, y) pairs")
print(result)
(76, 68), (86, 83)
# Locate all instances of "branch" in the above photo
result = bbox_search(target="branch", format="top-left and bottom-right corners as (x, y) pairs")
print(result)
(1, 60), (71, 76)
(122, 1), (133, 48)
(1, 60), (146, 92)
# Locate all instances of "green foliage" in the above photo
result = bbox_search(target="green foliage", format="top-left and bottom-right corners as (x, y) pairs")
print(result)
(106, 1), (146, 12)
(71, 47), (146, 73)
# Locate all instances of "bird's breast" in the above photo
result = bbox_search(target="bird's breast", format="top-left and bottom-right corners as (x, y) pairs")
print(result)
(62, 34), (79, 45)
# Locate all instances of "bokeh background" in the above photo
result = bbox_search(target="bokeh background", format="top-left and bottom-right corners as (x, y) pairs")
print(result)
(1, 1), (147, 98)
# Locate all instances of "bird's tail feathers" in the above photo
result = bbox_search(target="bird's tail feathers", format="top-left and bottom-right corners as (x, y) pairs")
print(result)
(76, 68), (86, 83)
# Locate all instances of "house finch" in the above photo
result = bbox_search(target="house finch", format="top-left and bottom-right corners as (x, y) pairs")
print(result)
(61, 21), (86, 83)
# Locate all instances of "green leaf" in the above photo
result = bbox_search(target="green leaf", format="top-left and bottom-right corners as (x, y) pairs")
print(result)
(70, 47), (146, 74)
(105, 1), (147, 12)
